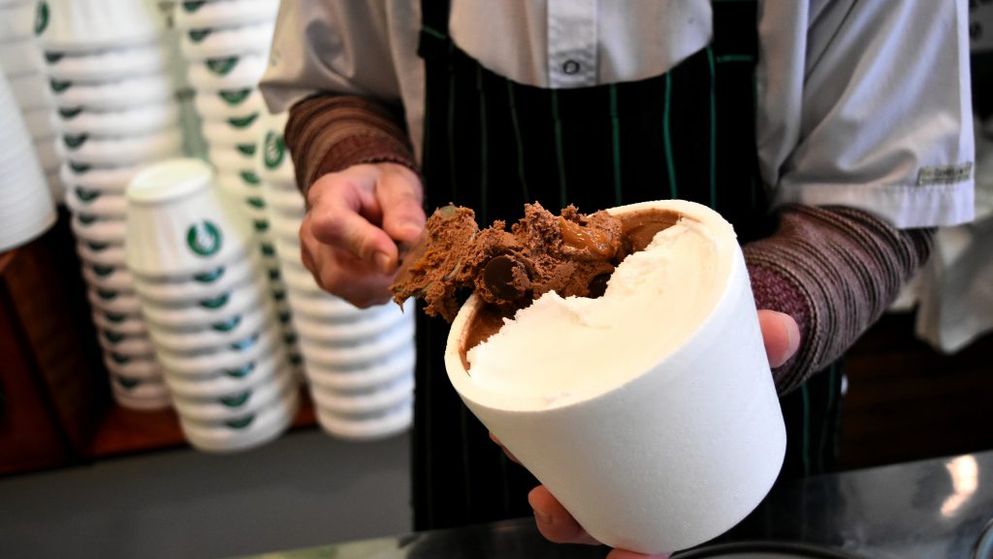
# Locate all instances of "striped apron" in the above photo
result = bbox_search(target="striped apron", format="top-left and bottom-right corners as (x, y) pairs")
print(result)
(412, 0), (844, 531)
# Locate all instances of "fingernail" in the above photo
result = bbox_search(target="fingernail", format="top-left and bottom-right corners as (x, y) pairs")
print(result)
(532, 507), (552, 525)
(374, 252), (392, 274)
(399, 221), (423, 239)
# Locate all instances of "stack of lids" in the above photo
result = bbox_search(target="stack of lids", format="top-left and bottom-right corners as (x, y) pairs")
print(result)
(171, 0), (301, 374)
(0, 68), (56, 252)
(37, 0), (186, 410)
(258, 113), (416, 441)
(0, 0), (62, 201)
(125, 158), (299, 452)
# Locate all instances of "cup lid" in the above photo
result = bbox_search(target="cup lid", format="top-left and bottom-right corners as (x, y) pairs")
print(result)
(128, 158), (212, 204)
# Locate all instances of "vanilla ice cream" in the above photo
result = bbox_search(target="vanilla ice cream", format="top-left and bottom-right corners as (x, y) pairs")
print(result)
(466, 200), (735, 408)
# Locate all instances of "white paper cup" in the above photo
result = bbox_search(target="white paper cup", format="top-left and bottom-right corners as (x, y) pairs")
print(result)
(60, 161), (143, 193)
(304, 347), (415, 392)
(257, 112), (296, 188)
(65, 188), (127, 217)
(23, 109), (57, 142)
(81, 262), (133, 291)
(125, 157), (254, 278)
(110, 372), (169, 396)
(86, 287), (141, 315)
(186, 54), (266, 91)
(37, 0), (163, 53)
(164, 345), (285, 393)
(33, 135), (60, 170)
(70, 214), (124, 243)
(57, 128), (183, 166)
(97, 330), (156, 355)
(132, 253), (258, 304)
(202, 116), (263, 148)
(0, 73), (57, 252)
(52, 74), (174, 110)
(444, 201), (786, 555)
(44, 43), (171, 82)
(297, 319), (415, 369)
(146, 299), (274, 353)
(155, 323), (282, 376)
(178, 388), (298, 453)
(193, 87), (265, 120)
(179, 21), (274, 61)
(263, 184), (305, 217)
(207, 144), (258, 174)
(9, 72), (54, 110)
(102, 353), (162, 379)
(171, 368), (295, 423)
(0, 1), (39, 41)
(173, 0), (278, 30)
(139, 274), (268, 329)
(293, 305), (411, 343)
(310, 374), (413, 417)
(0, 39), (46, 76)
(314, 398), (411, 441)
(55, 102), (181, 137)
(111, 389), (172, 412)
(93, 308), (147, 336)
(75, 239), (126, 266)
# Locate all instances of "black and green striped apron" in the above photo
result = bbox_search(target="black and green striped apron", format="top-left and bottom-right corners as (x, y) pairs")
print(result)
(413, 0), (844, 532)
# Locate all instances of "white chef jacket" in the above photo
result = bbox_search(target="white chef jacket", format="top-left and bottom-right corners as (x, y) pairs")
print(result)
(260, 0), (975, 229)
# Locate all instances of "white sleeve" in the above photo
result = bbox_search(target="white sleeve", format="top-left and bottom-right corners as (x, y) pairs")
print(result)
(757, 0), (974, 228)
(259, 0), (420, 112)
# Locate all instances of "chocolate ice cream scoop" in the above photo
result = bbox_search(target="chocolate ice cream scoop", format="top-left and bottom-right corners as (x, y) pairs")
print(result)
(390, 202), (623, 321)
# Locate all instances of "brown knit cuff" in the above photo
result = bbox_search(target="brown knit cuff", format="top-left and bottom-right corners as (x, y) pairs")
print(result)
(285, 94), (418, 196)
(744, 204), (934, 395)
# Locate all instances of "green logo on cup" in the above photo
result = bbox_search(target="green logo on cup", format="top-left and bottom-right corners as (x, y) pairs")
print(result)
(264, 131), (286, 170)
(225, 415), (256, 429)
(193, 266), (225, 283)
(206, 56), (238, 76)
(239, 170), (261, 185)
(219, 89), (251, 106)
(115, 376), (140, 389)
(220, 391), (251, 408)
(223, 362), (255, 378)
(188, 29), (211, 43)
(75, 188), (101, 202)
(182, 1), (206, 13)
(236, 143), (257, 157)
(34, 2), (49, 35)
(211, 315), (241, 332)
(51, 79), (72, 93)
(186, 220), (222, 257)
(228, 113), (259, 129)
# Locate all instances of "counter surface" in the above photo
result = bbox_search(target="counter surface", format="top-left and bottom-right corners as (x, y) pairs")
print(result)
(256, 450), (993, 558)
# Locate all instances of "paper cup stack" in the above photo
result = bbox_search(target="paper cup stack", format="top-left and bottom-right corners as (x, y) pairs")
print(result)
(171, 0), (300, 370)
(258, 113), (416, 441)
(35, 0), (186, 410)
(0, 69), (56, 252)
(1, 0), (62, 201)
(125, 158), (299, 453)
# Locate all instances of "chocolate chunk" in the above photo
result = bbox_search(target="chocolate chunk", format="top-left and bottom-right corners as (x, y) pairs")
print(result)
(481, 254), (531, 302)
(587, 272), (611, 298)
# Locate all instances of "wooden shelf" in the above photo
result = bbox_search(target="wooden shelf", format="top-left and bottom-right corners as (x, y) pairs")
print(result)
(87, 389), (317, 459)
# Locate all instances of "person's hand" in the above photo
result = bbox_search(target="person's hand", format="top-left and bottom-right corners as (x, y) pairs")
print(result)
(493, 309), (801, 559)
(300, 163), (425, 307)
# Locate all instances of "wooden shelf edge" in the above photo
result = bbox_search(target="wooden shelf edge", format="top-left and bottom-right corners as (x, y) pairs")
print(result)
(86, 389), (317, 459)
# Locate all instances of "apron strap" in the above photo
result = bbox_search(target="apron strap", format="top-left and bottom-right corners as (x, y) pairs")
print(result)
(418, 0), (451, 57)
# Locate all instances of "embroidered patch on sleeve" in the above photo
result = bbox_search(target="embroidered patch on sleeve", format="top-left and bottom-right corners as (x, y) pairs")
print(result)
(916, 162), (973, 186)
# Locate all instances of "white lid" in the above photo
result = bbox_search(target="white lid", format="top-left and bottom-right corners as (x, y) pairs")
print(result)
(127, 158), (212, 204)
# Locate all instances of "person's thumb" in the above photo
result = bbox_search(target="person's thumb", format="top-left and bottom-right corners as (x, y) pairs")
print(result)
(377, 165), (426, 246)
(757, 310), (800, 367)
